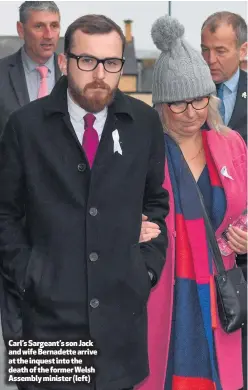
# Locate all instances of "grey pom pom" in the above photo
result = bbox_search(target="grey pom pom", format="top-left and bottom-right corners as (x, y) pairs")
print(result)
(151, 15), (185, 52)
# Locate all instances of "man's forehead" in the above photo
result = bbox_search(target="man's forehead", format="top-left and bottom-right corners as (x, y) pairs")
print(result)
(201, 23), (237, 45)
(27, 10), (60, 23)
(71, 30), (123, 53)
(202, 23), (236, 40)
(72, 29), (121, 42)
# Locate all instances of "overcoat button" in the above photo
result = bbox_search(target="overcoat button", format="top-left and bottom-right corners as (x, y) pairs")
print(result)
(90, 298), (99, 308)
(89, 207), (98, 216)
(78, 163), (86, 172)
(89, 252), (98, 262)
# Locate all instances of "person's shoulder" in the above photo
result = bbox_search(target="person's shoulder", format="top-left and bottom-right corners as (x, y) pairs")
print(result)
(8, 96), (49, 127)
(225, 130), (247, 155)
(223, 128), (246, 146)
(0, 49), (21, 68)
(208, 128), (246, 156)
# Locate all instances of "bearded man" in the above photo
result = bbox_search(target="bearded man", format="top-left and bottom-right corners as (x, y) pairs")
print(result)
(0, 14), (169, 390)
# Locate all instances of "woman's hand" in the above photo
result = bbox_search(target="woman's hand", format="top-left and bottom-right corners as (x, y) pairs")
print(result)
(226, 226), (248, 255)
(139, 214), (161, 243)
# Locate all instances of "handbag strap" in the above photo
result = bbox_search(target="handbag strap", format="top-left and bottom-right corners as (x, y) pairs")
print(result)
(194, 179), (226, 275)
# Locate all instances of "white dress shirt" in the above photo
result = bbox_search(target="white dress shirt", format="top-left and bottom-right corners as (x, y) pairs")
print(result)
(67, 90), (108, 143)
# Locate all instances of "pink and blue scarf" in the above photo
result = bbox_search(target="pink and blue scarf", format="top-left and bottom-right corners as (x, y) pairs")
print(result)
(165, 131), (226, 390)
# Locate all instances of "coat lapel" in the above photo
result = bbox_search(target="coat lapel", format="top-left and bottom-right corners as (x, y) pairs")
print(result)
(228, 70), (247, 130)
(92, 92), (135, 174)
(93, 106), (118, 168)
(206, 129), (246, 236)
(9, 49), (30, 107)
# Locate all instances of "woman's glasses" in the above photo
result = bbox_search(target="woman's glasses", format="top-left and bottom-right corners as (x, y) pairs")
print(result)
(167, 96), (210, 114)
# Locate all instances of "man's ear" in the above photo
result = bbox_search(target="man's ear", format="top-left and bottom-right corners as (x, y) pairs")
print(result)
(58, 53), (68, 76)
(17, 21), (24, 40)
(239, 41), (247, 61)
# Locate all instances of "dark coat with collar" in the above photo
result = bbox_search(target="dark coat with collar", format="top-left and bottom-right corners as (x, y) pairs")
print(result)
(228, 69), (247, 143)
(0, 47), (61, 136)
(0, 76), (169, 390)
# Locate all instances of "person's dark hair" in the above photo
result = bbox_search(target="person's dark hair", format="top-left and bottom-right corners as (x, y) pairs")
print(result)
(64, 14), (126, 54)
(201, 11), (247, 47)
(19, 1), (60, 24)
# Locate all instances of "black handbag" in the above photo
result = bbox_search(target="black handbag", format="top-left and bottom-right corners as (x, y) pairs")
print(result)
(195, 182), (247, 333)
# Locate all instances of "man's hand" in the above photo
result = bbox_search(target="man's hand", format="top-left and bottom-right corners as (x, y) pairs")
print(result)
(139, 214), (161, 243)
(226, 226), (248, 255)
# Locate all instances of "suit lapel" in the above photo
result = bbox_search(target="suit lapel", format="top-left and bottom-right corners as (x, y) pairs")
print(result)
(9, 49), (30, 107)
(228, 70), (247, 129)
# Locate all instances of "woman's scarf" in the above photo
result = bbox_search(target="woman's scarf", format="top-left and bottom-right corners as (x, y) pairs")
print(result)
(165, 131), (226, 390)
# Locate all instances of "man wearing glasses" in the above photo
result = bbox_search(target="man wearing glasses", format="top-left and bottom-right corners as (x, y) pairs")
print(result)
(0, 14), (168, 390)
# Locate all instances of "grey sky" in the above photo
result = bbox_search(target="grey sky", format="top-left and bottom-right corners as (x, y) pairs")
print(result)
(0, 1), (246, 56)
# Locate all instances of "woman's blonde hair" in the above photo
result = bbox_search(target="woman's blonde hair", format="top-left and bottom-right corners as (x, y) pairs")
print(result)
(155, 95), (230, 135)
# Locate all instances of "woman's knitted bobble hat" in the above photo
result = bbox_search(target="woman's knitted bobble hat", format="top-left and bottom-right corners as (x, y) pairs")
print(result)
(151, 15), (216, 104)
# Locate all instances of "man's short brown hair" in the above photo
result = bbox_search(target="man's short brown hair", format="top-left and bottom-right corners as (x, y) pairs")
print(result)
(64, 14), (126, 54)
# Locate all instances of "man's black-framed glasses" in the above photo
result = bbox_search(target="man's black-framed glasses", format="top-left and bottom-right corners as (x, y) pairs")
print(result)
(167, 96), (210, 114)
(67, 52), (125, 73)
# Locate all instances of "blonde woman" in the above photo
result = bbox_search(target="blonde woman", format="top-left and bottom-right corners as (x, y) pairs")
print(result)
(137, 16), (247, 390)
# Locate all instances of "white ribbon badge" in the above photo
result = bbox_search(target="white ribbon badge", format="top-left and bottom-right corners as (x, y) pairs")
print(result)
(220, 166), (234, 180)
(112, 129), (122, 155)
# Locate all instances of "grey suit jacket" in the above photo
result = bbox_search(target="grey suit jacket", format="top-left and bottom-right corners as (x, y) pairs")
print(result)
(0, 48), (61, 136)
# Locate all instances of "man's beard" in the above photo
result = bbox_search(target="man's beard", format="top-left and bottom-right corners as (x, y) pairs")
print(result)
(68, 76), (119, 113)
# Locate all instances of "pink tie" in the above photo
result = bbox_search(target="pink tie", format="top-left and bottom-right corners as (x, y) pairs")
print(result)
(36, 65), (49, 98)
(82, 113), (99, 168)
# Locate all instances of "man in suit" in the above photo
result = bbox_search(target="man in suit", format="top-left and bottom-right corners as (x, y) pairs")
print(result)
(0, 14), (169, 390)
(201, 11), (247, 143)
(0, 1), (61, 136)
(0, 2), (61, 389)
(201, 12), (247, 390)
